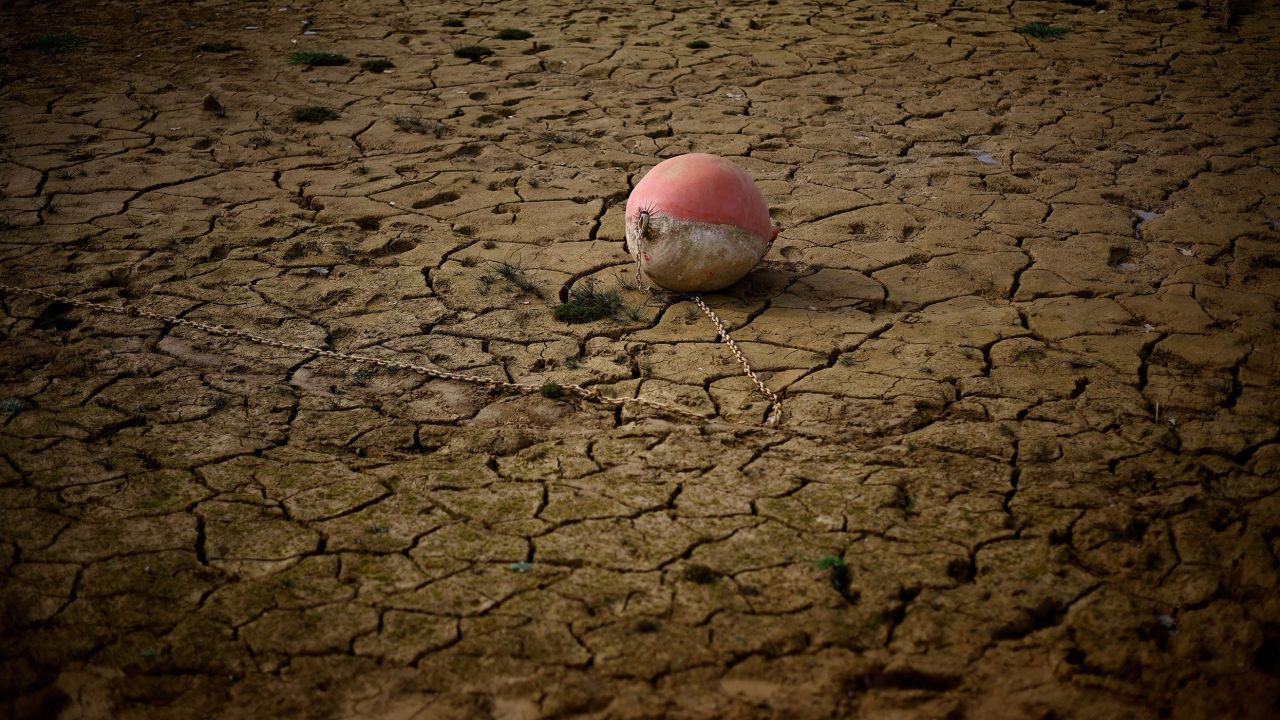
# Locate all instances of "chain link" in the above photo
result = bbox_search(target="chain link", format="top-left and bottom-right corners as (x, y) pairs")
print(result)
(0, 283), (718, 423)
(691, 295), (784, 425)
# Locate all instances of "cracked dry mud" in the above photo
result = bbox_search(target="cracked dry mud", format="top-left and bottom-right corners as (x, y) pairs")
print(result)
(1, 0), (1278, 718)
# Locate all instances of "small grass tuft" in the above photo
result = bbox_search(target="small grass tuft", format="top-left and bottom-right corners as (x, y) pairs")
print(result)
(553, 279), (622, 323)
(291, 105), (340, 123)
(393, 112), (446, 137)
(540, 382), (564, 399)
(197, 41), (242, 53)
(361, 58), (395, 73)
(816, 555), (852, 595)
(0, 398), (23, 412)
(686, 40), (711, 49)
(287, 51), (350, 66)
(493, 262), (543, 297)
(453, 45), (494, 61)
(816, 555), (847, 571)
(537, 126), (584, 145)
(443, 18), (465, 28)
(0, 219), (16, 232)
(1016, 23), (1069, 40)
(682, 564), (719, 584)
(495, 28), (533, 40)
(25, 33), (85, 54)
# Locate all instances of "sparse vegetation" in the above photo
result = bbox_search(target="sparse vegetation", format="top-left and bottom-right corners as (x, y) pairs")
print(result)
(25, 33), (85, 54)
(0, 398), (23, 412)
(494, 262), (543, 297)
(687, 40), (711, 49)
(540, 382), (564, 399)
(248, 132), (273, 148)
(816, 555), (851, 594)
(479, 262), (543, 298)
(353, 164), (369, 175)
(495, 28), (533, 40)
(554, 279), (622, 323)
(537, 126), (584, 145)
(393, 112), (446, 137)
(0, 220), (15, 232)
(453, 45), (493, 61)
(361, 59), (395, 72)
(1016, 23), (1069, 40)
(443, 18), (465, 28)
(682, 564), (719, 584)
(291, 105), (339, 123)
(563, 355), (583, 369)
(839, 354), (858, 367)
(287, 51), (350, 66)
(197, 41), (242, 53)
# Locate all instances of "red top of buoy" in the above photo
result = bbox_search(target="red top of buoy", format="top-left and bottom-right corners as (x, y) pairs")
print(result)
(626, 153), (777, 242)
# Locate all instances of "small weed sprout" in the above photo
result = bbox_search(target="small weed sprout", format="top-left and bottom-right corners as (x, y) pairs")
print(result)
(1016, 23), (1069, 40)
(686, 40), (711, 49)
(563, 355), (583, 369)
(443, 18), (465, 28)
(453, 45), (493, 61)
(393, 112), (446, 137)
(495, 28), (533, 40)
(554, 279), (623, 323)
(493, 261), (543, 298)
(291, 105), (340, 123)
(0, 398), (23, 412)
(197, 41), (242, 53)
(537, 125), (584, 145)
(54, 168), (76, 181)
(682, 564), (719, 584)
(540, 382), (564, 399)
(287, 51), (350, 66)
(361, 59), (395, 73)
(248, 132), (273, 148)
(353, 164), (369, 175)
(613, 272), (639, 291)
(815, 555), (851, 593)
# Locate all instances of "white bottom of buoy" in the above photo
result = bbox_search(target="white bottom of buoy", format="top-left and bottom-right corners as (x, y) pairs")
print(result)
(625, 214), (771, 293)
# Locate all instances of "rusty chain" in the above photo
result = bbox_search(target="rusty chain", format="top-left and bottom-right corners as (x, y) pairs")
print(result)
(690, 295), (784, 425)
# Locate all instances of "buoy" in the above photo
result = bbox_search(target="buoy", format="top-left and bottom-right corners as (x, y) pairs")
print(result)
(625, 153), (778, 292)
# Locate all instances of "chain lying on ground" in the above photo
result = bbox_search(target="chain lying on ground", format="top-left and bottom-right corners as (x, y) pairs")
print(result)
(691, 295), (784, 425)
(0, 283), (719, 423)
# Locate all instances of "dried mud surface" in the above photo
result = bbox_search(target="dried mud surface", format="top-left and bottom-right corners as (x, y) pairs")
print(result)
(1, 1), (1278, 718)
